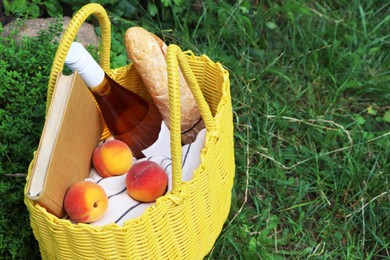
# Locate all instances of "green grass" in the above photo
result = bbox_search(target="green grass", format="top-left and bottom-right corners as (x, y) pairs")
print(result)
(199, 1), (390, 259)
(1, 0), (389, 259)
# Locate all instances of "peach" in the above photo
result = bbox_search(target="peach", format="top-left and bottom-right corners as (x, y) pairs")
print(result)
(92, 139), (133, 178)
(64, 181), (108, 223)
(126, 161), (168, 202)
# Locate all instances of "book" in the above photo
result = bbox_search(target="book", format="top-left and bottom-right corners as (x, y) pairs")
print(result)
(25, 72), (103, 217)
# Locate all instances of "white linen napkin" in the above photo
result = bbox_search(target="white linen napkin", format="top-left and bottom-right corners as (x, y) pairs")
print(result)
(80, 122), (206, 226)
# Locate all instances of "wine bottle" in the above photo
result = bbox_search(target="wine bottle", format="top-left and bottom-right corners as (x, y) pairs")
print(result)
(65, 42), (163, 158)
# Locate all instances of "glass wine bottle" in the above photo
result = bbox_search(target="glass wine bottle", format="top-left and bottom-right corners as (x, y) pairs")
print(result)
(65, 42), (163, 158)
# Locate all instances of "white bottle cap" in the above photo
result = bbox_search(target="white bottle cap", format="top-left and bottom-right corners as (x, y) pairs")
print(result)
(65, 42), (105, 88)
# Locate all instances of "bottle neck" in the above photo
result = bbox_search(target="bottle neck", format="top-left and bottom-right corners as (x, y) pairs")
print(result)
(78, 62), (105, 89)
(65, 42), (105, 89)
(89, 77), (110, 96)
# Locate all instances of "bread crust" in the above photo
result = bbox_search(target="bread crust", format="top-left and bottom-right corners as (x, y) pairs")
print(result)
(124, 27), (204, 144)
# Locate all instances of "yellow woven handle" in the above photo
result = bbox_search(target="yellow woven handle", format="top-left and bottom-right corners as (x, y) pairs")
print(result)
(166, 44), (217, 194)
(47, 3), (216, 198)
(46, 3), (111, 110)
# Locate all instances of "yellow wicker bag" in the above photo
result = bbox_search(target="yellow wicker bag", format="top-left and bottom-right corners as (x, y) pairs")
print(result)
(24, 3), (235, 259)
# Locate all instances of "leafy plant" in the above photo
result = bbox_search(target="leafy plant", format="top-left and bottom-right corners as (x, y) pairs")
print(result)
(60, 0), (141, 19)
(3, 0), (62, 18)
(0, 18), (62, 259)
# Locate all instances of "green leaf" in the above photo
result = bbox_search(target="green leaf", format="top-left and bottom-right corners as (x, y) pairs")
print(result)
(283, 2), (311, 15)
(367, 105), (377, 115)
(28, 4), (40, 18)
(243, 237), (260, 259)
(161, 0), (171, 7)
(111, 0), (137, 18)
(3, 0), (28, 15)
(383, 110), (390, 123)
(147, 3), (158, 17)
(173, 0), (184, 5)
(266, 21), (278, 30)
(354, 115), (366, 125)
(44, 1), (63, 17)
(158, 0), (184, 6)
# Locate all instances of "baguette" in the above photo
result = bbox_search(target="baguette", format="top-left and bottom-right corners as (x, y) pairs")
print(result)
(124, 27), (204, 144)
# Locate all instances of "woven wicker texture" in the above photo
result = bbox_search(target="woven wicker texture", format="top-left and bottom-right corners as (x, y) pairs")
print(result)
(24, 3), (235, 259)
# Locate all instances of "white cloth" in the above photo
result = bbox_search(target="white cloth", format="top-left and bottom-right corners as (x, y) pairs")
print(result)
(78, 122), (205, 226)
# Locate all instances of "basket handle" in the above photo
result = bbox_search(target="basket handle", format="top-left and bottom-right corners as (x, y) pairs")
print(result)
(166, 44), (217, 195)
(46, 3), (111, 110)
(48, 3), (217, 198)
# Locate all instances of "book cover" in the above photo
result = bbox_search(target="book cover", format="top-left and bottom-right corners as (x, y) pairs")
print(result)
(26, 72), (103, 217)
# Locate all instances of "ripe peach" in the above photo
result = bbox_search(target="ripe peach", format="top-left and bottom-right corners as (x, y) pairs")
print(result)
(92, 139), (133, 178)
(126, 161), (168, 202)
(64, 181), (108, 223)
